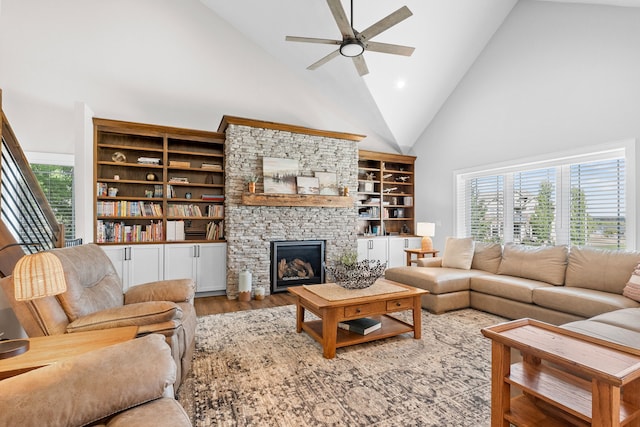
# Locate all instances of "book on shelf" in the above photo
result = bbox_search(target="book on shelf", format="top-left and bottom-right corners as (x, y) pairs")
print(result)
(169, 160), (191, 167)
(166, 220), (185, 241)
(137, 157), (161, 165)
(338, 317), (381, 335)
(201, 194), (224, 201)
(201, 163), (222, 170)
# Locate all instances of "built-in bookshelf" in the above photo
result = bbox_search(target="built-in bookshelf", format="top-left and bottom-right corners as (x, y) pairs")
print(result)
(94, 118), (226, 244)
(357, 150), (416, 236)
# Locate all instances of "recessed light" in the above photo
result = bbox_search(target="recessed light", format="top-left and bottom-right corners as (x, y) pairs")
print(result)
(396, 80), (406, 89)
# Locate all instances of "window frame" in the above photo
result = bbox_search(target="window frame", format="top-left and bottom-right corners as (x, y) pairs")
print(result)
(453, 139), (636, 250)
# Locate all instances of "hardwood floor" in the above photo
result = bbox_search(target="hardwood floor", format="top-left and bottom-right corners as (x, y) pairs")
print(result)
(194, 292), (296, 316)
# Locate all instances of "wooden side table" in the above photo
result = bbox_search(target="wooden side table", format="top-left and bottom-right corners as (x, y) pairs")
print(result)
(404, 248), (439, 266)
(481, 318), (640, 427)
(0, 326), (138, 380)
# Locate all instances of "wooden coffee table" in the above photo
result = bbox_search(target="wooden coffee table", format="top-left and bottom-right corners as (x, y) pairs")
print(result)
(288, 279), (428, 358)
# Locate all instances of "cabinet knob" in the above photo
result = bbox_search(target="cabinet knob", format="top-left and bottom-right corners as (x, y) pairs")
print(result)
(356, 308), (361, 313)
(396, 302), (401, 307)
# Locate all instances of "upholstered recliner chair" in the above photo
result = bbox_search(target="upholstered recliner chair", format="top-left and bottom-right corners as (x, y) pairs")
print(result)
(0, 243), (196, 389)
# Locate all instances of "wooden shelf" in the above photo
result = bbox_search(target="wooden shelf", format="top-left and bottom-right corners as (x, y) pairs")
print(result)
(241, 193), (354, 208)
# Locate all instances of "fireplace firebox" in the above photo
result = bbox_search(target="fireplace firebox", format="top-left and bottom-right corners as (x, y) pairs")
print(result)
(270, 240), (325, 293)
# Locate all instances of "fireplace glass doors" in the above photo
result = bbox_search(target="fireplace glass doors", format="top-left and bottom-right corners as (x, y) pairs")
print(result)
(270, 240), (325, 293)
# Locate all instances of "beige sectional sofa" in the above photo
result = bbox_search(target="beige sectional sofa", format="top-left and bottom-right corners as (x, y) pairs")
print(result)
(385, 242), (640, 345)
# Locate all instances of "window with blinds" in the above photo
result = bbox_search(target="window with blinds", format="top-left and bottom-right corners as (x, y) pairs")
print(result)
(30, 164), (75, 240)
(456, 145), (632, 249)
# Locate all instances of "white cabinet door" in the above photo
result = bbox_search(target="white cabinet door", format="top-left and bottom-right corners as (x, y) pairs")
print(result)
(99, 244), (163, 291)
(164, 244), (197, 282)
(196, 243), (227, 292)
(127, 245), (164, 289)
(357, 238), (388, 264)
(387, 237), (423, 268)
(164, 243), (227, 293)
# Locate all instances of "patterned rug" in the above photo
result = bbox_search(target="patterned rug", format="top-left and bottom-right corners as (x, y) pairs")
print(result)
(177, 306), (506, 426)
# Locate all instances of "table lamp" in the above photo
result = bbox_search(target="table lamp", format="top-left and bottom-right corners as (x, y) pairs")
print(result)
(0, 251), (67, 359)
(416, 222), (436, 251)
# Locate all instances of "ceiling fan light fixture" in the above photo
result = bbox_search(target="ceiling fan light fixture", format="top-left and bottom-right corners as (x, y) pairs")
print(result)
(339, 39), (364, 57)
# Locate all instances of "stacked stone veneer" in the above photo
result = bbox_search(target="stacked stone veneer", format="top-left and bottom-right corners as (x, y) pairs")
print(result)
(224, 124), (359, 298)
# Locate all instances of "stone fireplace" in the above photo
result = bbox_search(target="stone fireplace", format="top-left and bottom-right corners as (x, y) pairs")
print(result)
(270, 240), (325, 293)
(221, 117), (362, 298)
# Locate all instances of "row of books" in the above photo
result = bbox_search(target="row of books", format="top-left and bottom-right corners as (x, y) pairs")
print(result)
(96, 220), (163, 243)
(206, 221), (223, 240)
(166, 204), (224, 217)
(97, 201), (163, 217)
(338, 317), (381, 335)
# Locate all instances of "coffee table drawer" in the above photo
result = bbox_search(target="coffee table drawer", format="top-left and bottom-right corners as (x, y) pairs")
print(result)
(386, 297), (413, 311)
(344, 301), (385, 318)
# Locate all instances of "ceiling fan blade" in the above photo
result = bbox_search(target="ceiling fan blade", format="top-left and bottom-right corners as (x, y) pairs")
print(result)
(326, 0), (355, 39)
(286, 36), (341, 46)
(307, 49), (341, 70)
(365, 41), (415, 57)
(352, 55), (369, 76)
(359, 6), (413, 41)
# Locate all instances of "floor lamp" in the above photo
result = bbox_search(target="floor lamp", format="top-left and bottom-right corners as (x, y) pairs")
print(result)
(416, 222), (435, 251)
(0, 250), (67, 359)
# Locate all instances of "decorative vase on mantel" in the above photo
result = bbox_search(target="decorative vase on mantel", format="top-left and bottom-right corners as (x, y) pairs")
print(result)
(248, 182), (256, 193)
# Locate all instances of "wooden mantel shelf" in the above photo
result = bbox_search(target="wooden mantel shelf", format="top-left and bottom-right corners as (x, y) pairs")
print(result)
(242, 193), (354, 208)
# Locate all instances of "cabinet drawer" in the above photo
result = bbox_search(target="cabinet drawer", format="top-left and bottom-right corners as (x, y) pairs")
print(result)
(386, 298), (413, 312)
(344, 301), (385, 318)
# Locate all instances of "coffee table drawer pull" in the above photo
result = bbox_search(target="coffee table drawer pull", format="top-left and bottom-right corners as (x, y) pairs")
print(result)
(386, 298), (413, 311)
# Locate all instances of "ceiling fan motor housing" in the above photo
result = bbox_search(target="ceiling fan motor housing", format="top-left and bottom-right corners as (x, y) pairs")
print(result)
(339, 39), (365, 57)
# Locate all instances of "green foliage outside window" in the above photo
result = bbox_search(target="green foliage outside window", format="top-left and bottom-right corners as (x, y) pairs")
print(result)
(31, 164), (75, 240)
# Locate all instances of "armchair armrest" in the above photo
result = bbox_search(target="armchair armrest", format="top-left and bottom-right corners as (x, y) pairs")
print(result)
(66, 301), (181, 334)
(124, 279), (195, 305)
(0, 334), (176, 427)
(416, 257), (443, 267)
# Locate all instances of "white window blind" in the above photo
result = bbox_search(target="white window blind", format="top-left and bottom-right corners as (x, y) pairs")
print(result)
(456, 144), (632, 249)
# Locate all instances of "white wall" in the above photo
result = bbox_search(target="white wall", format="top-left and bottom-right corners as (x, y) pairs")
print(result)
(412, 0), (640, 250)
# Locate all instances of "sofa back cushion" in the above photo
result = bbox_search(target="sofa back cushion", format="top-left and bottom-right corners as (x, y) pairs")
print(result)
(471, 242), (502, 273)
(497, 243), (568, 285)
(53, 244), (124, 321)
(566, 246), (640, 294)
(441, 237), (475, 270)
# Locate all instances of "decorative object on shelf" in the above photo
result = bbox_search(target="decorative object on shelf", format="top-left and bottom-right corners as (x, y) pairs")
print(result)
(113, 175), (120, 180)
(343, 186), (349, 197)
(245, 174), (259, 193)
(111, 152), (126, 163)
(254, 286), (265, 301)
(144, 190), (153, 198)
(416, 222), (435, 250)
(314, 171), (339, 195)
(185, 192), (192, 199)
(1, 250), (68, 359)
(107, 187), (118, 197)
(146, 172), (158, 181)
(263, 157), (298, 194)
(325, 258), (387, 290)
(401, 223), (410, 234)
(238, 270), (252, 302)
(296, 176), (320, 195)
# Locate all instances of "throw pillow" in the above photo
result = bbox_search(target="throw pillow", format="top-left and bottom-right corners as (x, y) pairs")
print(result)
(441, 237), (475, 270)
(623, 263), (640, 302)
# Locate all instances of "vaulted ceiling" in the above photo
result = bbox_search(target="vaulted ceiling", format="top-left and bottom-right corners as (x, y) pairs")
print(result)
(0, 0), (637, 155)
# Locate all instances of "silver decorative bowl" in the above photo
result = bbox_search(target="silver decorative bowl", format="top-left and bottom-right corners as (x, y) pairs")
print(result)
(325, 260), (387, 289)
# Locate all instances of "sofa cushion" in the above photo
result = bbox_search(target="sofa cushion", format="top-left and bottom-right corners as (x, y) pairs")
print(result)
(586, 307), (640, 333)
(471, 242), (502, 274)
(565, 246), (640, 294)
(106, 397), (192, 427)
(52, 244), (124, 321)
(470, 275), (553, 304)
(441, 237), (475, 270)
(385, 266), (485, 295)
(0, 334), (175, 427)
(562, 319), (640, 349)
(533, 286), (639, 318)
(497, 243), (567, 285)
(66, 301), (181, 333)
(622, 264), (640, 302)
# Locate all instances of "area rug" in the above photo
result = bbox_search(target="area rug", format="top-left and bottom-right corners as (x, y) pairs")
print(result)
(177, 306), (506, 426)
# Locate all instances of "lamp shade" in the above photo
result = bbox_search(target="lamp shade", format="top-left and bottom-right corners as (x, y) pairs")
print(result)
(13, 252), (67, 301)
(416, 222), (436, 237)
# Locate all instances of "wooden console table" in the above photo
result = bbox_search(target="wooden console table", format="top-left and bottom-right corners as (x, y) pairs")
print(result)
(481, 318), (640, 427)
(0, 326), (138, 380)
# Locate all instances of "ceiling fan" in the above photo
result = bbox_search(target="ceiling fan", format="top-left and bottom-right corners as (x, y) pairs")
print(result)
(285, 0), (415, 76)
